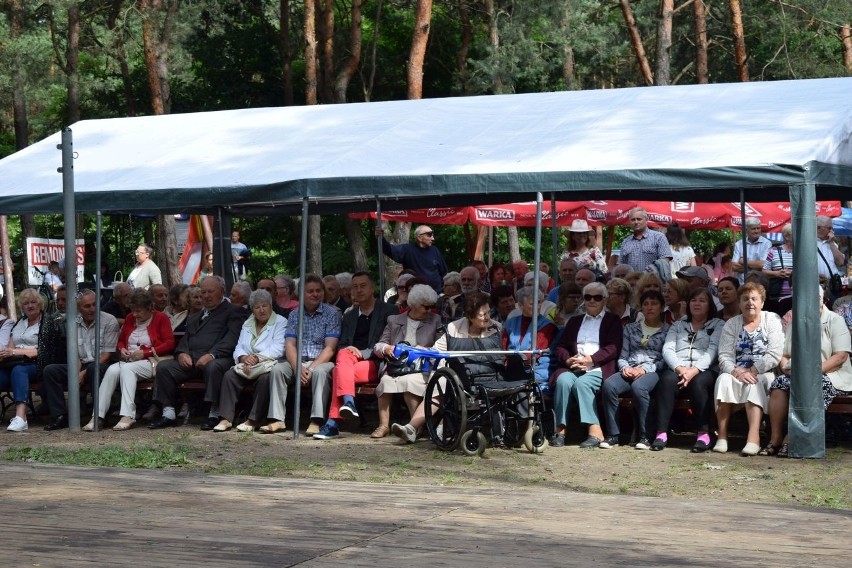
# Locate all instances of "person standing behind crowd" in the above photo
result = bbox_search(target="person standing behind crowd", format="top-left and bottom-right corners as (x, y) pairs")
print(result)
(762, 223), (794, 302)
(731, 217), (772, 284)
(376, 224), (448, 294)
(230, 230), (251, 281)
(816, 215), (845, 297)
(617, 207), (673, 273)
(127, 244), (162, 290)
(561, 219), (607, 274)
(666, 223), (696, 273)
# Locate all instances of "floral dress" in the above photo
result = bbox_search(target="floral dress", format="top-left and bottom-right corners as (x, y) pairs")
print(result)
(561, 247), (608, 273)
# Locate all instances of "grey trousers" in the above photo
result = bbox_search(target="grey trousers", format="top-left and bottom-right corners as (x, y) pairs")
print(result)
(217, 368), (272, 423)
(268, 360), (334, 422)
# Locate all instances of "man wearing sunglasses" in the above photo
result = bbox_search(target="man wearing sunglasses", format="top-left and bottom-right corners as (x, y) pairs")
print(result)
(376, 224), (448, 294)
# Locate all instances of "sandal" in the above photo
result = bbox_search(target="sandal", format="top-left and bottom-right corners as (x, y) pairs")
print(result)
(112, 417), (136, 431)
(370, 425), (390, 438)
(259, 421), (287, 434)
(758, 443), (780, 456)
(777, 441), (789, 458)
(235, 421), (257, 432)
(82, 418), (105, 432)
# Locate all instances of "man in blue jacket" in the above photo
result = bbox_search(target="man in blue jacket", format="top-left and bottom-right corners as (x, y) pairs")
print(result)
(376, 224), (448, 293)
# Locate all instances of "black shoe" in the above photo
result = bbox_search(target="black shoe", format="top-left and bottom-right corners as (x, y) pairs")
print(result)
(634, 438), (652, 450)
(650, 437), (667, 451)
(44, 415), (69, 431)
(579, 435), (603, 448)
(148, 416), (178, 430)
(200, 417), (219, 431)
(691, 438), (710, 453)
(598, 435), (620, 449)
(550, 434), (566, 447)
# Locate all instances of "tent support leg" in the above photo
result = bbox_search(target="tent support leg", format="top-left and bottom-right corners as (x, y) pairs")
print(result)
(551, 194), (558, 284)
(292, 198), (310, 439)
(92, 211), (103, 432)
(789, 182), (824, 458)
(376, 197), (384, 297)
(739, 189), (748, 278)
(60, 127), (81, 432)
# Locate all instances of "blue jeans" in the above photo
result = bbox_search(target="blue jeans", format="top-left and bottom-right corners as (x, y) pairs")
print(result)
(0, 363), (37, 404)
(601, 371), (660, 438)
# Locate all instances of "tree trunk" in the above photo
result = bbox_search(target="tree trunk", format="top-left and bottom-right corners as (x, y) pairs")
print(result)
(156, 215), (182, 287)
(655, 0), (674, 86)
(305, 0), (318, 105)
(280, 0), (294, 105)
(139, 0), (165, 114)
(619, 0), (654, 86)
(507, 227), (521, 263)
(0, 216), (16, 320)
(379, 222), (411, 290)
(65, 3), (81, 124)
(157, 0), (180, 114)
(308, 216), (323, 275)
(8, 0), (28, 149)
(842, 24), (852, 74)
(729, 0), (749, 81)
(343, 217), (369, 272)
(334, 0), (363, 103)
(473, 225), (487, 261)
(693, 0), (709, 84)
(407, 0), (433, 99)
(319, 0), (334, 104)
(107, 0), (137, 116)
(456, 0), (473, 94)
(484, 0), (504, 93)
(560, 1), (576, 90)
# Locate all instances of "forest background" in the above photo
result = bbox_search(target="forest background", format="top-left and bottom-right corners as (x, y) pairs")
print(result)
(1, 0), (850, 288)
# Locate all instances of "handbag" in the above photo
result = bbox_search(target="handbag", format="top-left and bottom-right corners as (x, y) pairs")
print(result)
(0, 354), (36, 369)
(233, 354), (277, 380)
(817, 248), (843, 296)
(149, 346), (174, 378)
(767, 245), (787, 300)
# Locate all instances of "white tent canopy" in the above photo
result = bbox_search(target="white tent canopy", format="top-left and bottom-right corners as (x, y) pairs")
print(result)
(0, 77), (851, 214)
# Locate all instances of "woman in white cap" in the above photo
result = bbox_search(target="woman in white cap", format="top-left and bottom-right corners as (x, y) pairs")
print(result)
(561, 219), (607, 273)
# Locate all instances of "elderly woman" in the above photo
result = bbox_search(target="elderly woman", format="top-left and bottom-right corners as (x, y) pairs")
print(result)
(547, 282), (583, 329)
(717, 276), (741, 321)
(439, 271), (464, 324)
(605, 277), (636, 326)
(663, 278), (690, 324)
(0, 289), (44, 432)
(391, 292), (502, 443)
(714, 282), (784, 455)
(763, 223), (794, 302)
(600, 290), (670, 450)
(502, 286), (557, 395)
(763, 287), (852, 456)
(550, 282), (623, 448)
(184, 285), (203, 316)
(213, 289), (287, 432)
(127, 244), (162, 290)
(654, 288), (724, 451)
(84, 289), (175, 431)
(372, 284), (442, 438)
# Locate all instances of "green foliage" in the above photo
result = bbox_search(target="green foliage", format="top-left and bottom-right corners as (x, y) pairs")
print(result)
(3, 440), (193, 469)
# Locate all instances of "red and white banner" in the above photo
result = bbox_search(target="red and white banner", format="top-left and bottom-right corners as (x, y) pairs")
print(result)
(26, 237), (85, 285)
(178, 215), (206, 284)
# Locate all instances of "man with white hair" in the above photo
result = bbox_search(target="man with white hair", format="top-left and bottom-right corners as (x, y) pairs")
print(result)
(731, 217), (772, 284)
(816, 215), (845, 281)
(323, 274), (350, 311)
(618, 207), (672, 273)
(459, 266), (480, 294)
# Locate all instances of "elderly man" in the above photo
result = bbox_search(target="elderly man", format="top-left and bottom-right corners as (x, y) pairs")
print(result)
(148, 276), (247, 430)
(42, 289), (121, 431)
(618, 207), (673, 272)
(323, 274), (351, 312)
(816, 215), (845, 282)
(263, 274), (341, 435)
(575, 268), (597, 289)
(731, 217), (773, 283)
(459, 266), (480, 295)
(257, 278), (289, 317)
(336, 272), (353, 305)
(376, 224), (448, 293)
(314, 272), (398, 440)
(102, 281), (132, 325)
(230, 281), (252, 311)
(548, 258), (578, 302)
(150, 284), (169, 312)
(439, 271), (464, 325)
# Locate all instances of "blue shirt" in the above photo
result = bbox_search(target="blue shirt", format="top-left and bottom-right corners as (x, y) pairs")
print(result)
(285, 303), (341, 360)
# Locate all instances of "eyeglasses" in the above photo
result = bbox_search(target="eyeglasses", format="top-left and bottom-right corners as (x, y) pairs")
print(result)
(418, 231), (434, 237)
(583, 294), (604, 302)
(135, 250), (147, 255)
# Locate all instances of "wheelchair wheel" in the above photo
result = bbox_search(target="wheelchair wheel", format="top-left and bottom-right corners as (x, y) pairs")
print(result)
(523, 420), (548, 454)
(424, 368), (467, 452)
(460, 429), (487, 457)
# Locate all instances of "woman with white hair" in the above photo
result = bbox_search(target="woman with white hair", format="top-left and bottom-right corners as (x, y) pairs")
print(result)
(372, 284), (442, 438)
(502, 286), (557, 394)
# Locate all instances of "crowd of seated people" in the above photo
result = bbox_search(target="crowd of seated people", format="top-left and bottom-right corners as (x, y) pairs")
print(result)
(1, 216), (849, 459)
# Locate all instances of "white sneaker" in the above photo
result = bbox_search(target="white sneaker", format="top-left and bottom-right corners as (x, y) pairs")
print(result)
(7, 416), (28, 432)
(391, 423), (417, 444)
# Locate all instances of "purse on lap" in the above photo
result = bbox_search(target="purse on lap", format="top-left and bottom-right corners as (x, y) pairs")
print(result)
(233, 354), (276, 380)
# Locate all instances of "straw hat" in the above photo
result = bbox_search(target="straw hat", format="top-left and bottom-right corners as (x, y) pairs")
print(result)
(568, 219), (591, 232)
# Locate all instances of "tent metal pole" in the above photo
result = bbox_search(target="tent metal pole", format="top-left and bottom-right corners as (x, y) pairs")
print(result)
(530, 193), (543, 351)
(92, 211), (103, 432)
(551, 194), (558, 284)
(292, 197), (310, 439)
(60, 128), (81, 431)
(376, 197), (384, 297)
(788, 182), (824, 458)
(739, 189), (748, 277)
(488, 227), (493, 267)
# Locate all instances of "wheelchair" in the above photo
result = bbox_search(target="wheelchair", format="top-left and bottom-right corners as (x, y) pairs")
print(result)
(423, 355), (555, 457)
